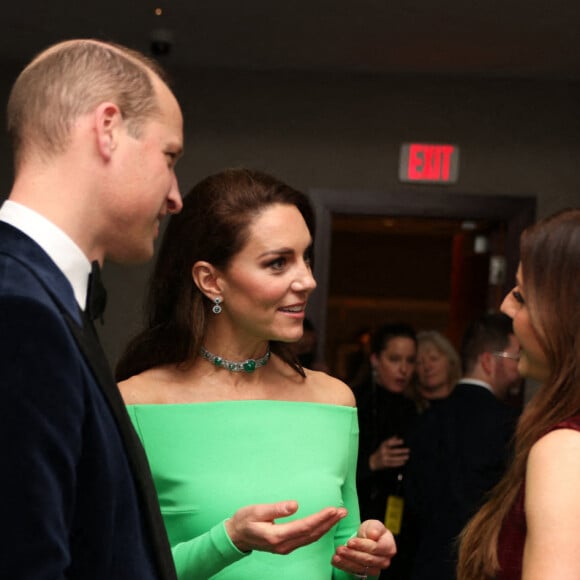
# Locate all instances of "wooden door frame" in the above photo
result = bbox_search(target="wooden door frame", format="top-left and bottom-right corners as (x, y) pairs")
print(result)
(307, 188), (536, 360)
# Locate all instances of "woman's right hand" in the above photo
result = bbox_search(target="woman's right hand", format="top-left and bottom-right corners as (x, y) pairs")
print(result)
(225, 501), (347, 554)
(369, 436), (410, 470)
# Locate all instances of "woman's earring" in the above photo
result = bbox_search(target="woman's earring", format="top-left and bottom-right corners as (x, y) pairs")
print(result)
(212, 296), (223, 315)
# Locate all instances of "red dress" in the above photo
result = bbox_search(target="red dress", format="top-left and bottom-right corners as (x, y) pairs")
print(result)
(497, 415), (580, 579)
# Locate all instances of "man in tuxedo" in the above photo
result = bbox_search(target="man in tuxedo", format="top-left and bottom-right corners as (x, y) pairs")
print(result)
(0, 39), (184, 579)
(405, 313), (521, 580)
(0, 39), (357, 579)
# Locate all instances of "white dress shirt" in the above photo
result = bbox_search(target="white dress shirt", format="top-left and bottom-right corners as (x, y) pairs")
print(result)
(457, 377), (494, 394)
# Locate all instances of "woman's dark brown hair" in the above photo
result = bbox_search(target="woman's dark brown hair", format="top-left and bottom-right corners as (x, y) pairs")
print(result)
(457, 208), (580, 578)
(116, 168), (316, 381)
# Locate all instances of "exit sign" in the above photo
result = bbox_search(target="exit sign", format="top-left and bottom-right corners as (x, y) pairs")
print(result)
(399, 143), (460, 184)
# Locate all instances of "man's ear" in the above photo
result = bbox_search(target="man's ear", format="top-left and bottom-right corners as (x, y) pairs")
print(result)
(192, 261), (223, 299)
(480, 351), (495, 376)
(94, 102), (123, 161)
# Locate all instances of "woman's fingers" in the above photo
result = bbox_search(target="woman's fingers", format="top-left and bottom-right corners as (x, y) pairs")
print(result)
(227, 502), (347, 554)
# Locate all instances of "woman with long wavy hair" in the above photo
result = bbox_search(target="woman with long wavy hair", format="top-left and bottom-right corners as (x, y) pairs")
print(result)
(457, 208), (580, 579)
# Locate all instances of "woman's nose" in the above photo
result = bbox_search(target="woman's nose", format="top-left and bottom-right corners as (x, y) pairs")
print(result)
(292, 262), (317, 293)
(500, 291), (516, 319)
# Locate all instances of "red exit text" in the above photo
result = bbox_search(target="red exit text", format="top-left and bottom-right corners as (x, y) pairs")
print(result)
(399, 143), (460, 184)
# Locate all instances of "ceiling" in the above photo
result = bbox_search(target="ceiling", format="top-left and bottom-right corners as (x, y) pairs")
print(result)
(1, 0), (580, 80)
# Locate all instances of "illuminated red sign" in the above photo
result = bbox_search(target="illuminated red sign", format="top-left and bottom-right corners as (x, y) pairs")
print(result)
(399, 143), (460, 184)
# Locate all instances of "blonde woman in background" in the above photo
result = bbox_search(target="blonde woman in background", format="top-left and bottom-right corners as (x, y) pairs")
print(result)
(412, 330), (461, 411)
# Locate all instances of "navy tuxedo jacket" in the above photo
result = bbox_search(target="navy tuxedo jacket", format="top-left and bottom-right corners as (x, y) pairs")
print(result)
(0, 222), (177, 579)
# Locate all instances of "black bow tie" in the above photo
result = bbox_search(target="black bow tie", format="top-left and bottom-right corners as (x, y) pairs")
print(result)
(86, 260), (108, 323)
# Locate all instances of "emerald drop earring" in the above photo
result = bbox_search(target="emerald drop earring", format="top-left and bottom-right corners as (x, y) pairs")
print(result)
(212, 297), (223, 314)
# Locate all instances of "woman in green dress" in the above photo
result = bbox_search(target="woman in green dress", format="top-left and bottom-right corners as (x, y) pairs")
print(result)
(116, 168), (396, 579)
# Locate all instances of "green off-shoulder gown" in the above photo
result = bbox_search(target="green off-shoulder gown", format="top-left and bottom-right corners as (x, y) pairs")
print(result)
(127, 400), (364, 579)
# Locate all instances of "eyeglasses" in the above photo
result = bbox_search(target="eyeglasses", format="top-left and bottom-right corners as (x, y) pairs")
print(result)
(492, 351), (520, 361)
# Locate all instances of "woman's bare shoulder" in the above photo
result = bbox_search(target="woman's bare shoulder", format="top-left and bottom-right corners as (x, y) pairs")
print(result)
(523, 427), (580, 576)
(304, 368), (356, 407)
(529, 427), (580, 470)
(118, 366), (175, 404)
(526, 427), (580, 517)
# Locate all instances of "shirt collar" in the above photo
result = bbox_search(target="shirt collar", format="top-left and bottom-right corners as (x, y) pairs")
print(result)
(0, 200), (91, 309)
(458, 378), (494, 393)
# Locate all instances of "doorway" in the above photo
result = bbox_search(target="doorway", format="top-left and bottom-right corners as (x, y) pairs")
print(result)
(307, 187), (536, 379)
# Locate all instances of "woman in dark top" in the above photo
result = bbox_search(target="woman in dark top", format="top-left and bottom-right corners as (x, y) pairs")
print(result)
(353, 323), (418, 578)
(458, 209), (580, 579)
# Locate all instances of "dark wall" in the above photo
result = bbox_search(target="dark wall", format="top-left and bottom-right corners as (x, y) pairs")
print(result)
(1, 65), (579, 365)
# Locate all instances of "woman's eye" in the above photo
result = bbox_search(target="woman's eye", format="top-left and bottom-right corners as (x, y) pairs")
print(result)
(269, 257), (286, 270)
(512, 289), (525, 304)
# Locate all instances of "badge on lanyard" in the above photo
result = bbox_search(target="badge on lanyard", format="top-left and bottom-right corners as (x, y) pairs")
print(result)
(385, 494), (404, 535)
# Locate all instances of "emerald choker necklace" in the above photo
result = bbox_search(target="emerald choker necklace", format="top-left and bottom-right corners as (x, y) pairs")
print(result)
(200, 346), (271, 373)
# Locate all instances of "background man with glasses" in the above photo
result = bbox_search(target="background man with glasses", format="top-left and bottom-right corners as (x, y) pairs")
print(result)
(404, 312), (521, 580)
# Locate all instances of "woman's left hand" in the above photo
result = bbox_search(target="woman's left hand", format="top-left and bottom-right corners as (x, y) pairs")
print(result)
(331, 519), (396, 577)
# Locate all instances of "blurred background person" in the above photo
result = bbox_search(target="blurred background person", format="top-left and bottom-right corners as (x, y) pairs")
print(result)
(352, 323), (418, 579)
(412, 330), (461, 411)
(458, 209), (580, 580)
(406, 312), (521, 580)
(339, 326), (373, 388)
(289, 317), (331, 373)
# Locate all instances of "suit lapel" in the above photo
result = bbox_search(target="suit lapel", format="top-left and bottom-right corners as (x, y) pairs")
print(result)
(63, 303), (177, 580)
